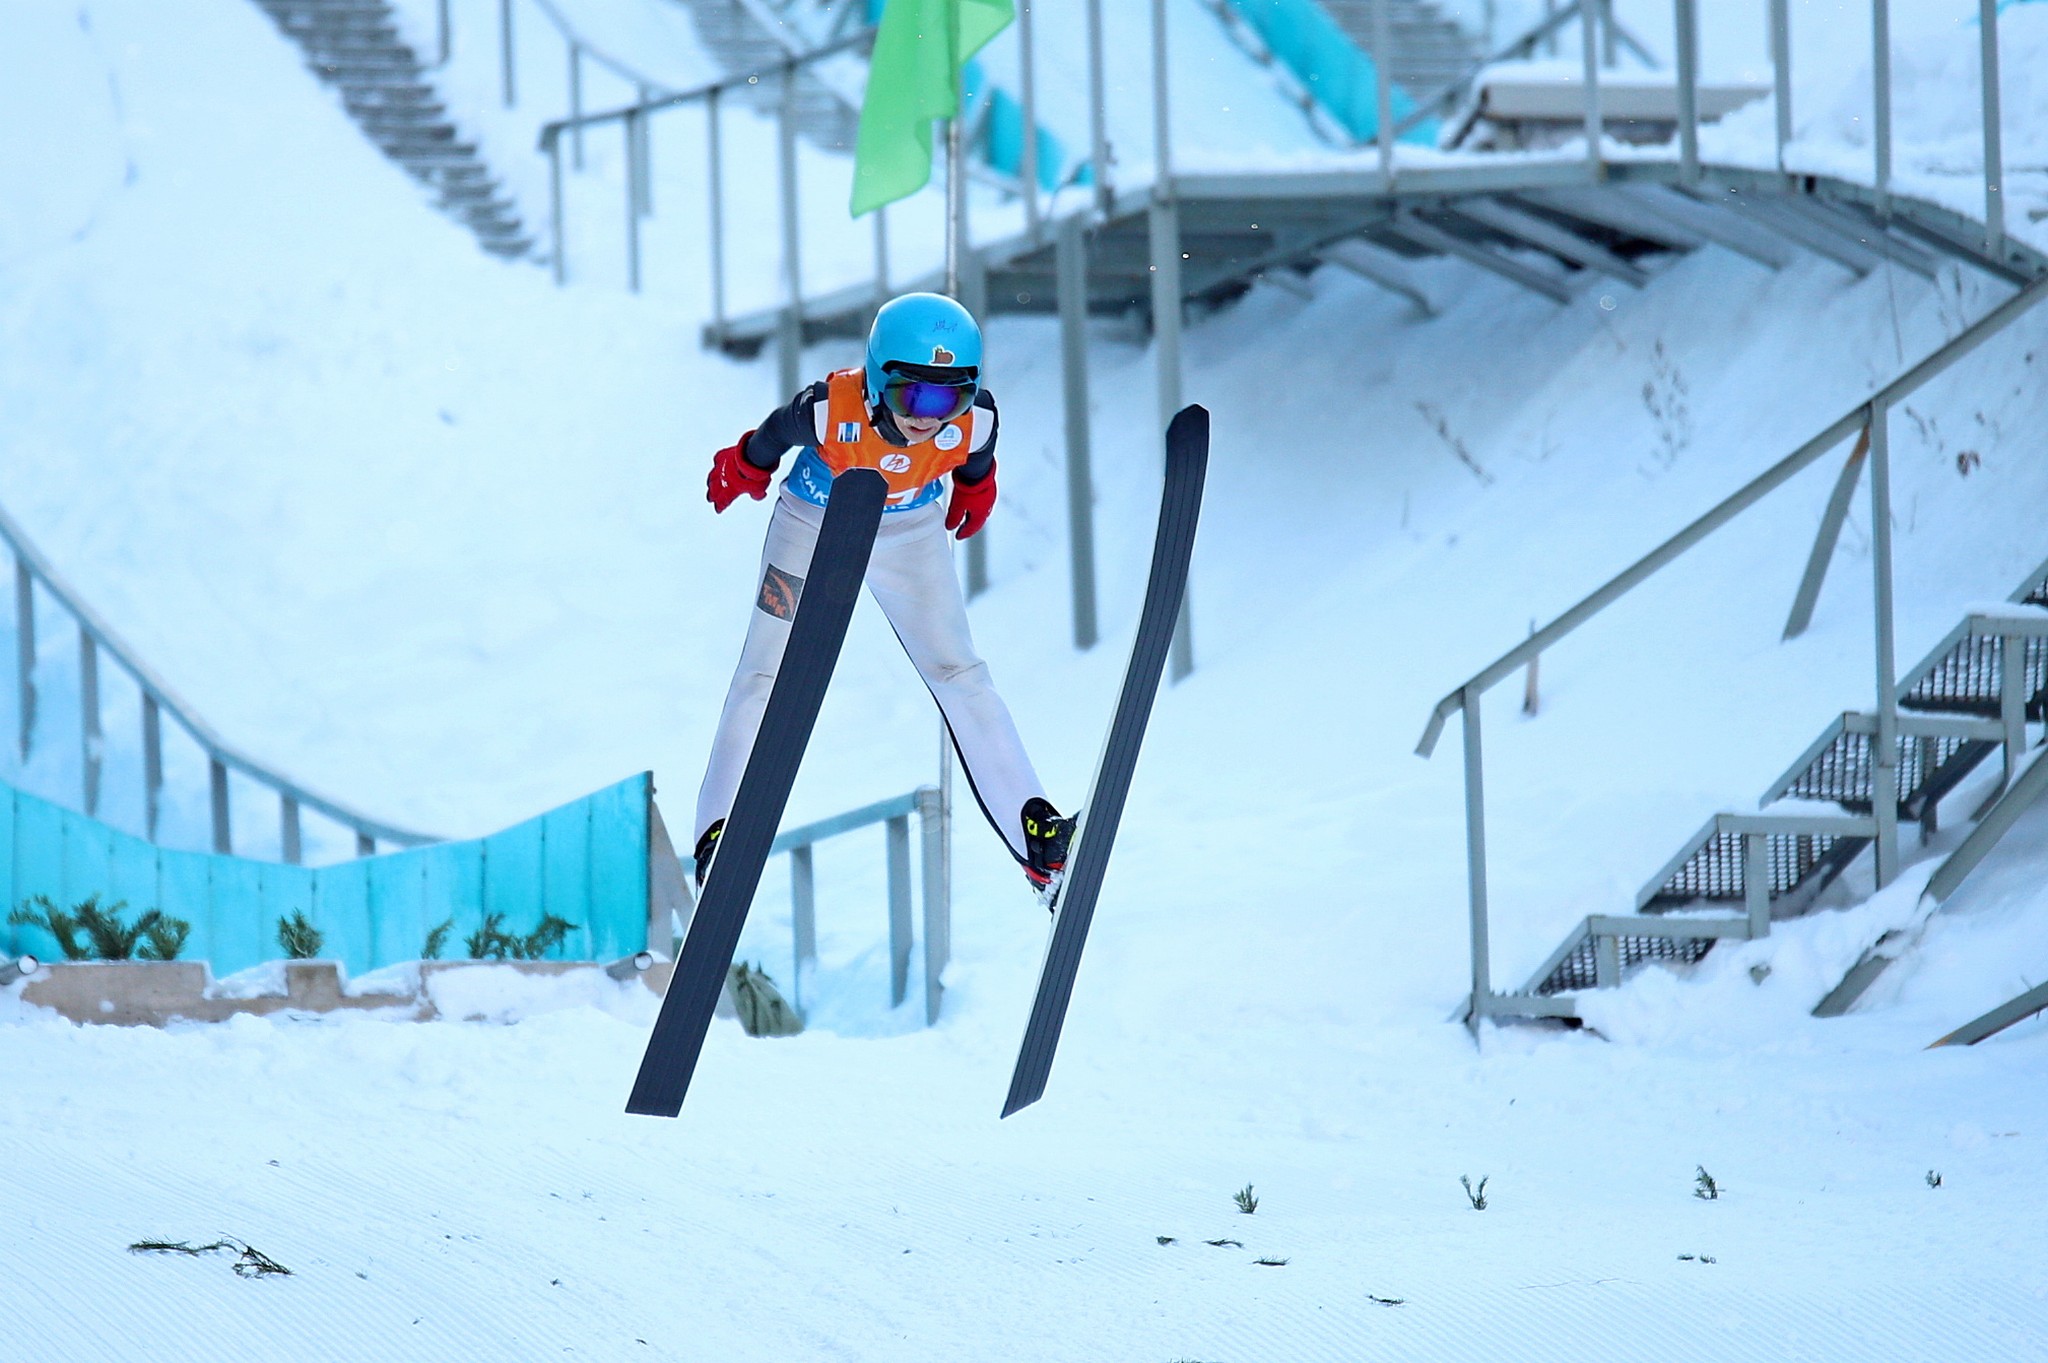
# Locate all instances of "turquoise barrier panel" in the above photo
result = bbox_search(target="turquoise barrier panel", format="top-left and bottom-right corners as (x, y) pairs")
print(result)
(586, 774), (650, 962)
(418, 839), (483, 958)
(541, 795), (594, 956)
(314, 857), (373, 977)
(367, 847), (430, 971)
(0, 773), (653, 977)
(1224, 0), (1436, 144)
(156, 848), (214, 963)
(0, 789), (15, 943)
(211, 856), (270, 973)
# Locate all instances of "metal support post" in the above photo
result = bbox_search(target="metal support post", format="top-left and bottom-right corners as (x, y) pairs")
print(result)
(1674, 0), (1699, 183)
(14, 558), (33, 760)
(499, 0), (515, 108)
(2000, 633), (2026, 785)
(435, 0), (450, 67)
(776, 66), (804, 399)
(1594, 931), (1619, 988)
(1086, 0), (1112, 217)
(141, 694), (161, 841)
(635, 84), (654, 218)
(1868, 401), (1899, 886)
(1461, 689), (1492, 1033)
(1578, 0), (1601, 174)
(1371, 0), (1394, 182)
(917, 785), (948, 1024)
(1979, 0), (2004, 256)
(281, 795), (303, 866)
(1782, 425), (1869, 640)
(569, 43), (584, 170)
(707, 91), (727, 340)
(1150, 197), (1192, 682)
(547, 133), (565, 285)
(624, 113), (642, 293)
(790, 843), (816, 1011)
(1770, 0), (1792, 172)
(1599, 0), (1616, 67)
(210, 757), (232, 855)
(887, 814), (913, 1007)
(1057, 215), (1099, 651)
(79, 632), (100, 817)
(872, 205), (890, 311)
(356, 831), (375, 858)
(1743, 832), (1772, 937)
(1872, 0), (1891, 217)
(1019, 0), (1042, 243)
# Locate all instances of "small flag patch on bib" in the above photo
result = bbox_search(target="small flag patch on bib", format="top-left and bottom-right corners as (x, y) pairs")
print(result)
(837, 422), (861, 443)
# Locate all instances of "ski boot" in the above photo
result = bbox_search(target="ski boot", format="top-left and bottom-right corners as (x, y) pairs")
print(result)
(1020, 797), (1075, 895)
(692, 819), (724, 888)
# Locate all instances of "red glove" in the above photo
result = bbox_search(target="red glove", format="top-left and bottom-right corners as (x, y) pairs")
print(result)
(707, 430), (772, 511)
(945, 461), (997, 540)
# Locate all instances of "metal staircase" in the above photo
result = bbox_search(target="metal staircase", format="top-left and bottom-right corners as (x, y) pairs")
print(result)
(1519, 559), (2048, 1009)
(664, 0), (869, 152)
(1317, 0), (1480, 102)
(255, 0), (534, 258)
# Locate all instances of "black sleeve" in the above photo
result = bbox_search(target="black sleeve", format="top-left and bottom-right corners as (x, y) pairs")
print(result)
(741, 381), (828, 471)
(956, 388), (998, 484)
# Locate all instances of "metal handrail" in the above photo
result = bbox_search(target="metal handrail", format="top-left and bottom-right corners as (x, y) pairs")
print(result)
(2, 499), (435, 859)
(1417, 270), (2048, 760)
(767, 784), (949, 1025)
(536, 27), (876, 143)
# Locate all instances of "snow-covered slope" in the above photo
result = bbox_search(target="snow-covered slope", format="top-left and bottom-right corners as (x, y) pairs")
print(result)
(5, 2), (2048, 1359)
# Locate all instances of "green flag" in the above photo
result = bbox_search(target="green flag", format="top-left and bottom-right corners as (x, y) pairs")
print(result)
(850, 0), (1014, 217)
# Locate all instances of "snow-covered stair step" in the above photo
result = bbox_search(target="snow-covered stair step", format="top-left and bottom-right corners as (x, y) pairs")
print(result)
(252, 0), (534, 261)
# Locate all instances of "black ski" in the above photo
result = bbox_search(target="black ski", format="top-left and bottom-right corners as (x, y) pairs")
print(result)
(1002, 405), (1209, 1118)
(627, 468), (888, 1118)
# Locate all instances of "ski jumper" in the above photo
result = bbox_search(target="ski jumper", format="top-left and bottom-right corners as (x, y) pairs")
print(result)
(695, 372), (1047, 862)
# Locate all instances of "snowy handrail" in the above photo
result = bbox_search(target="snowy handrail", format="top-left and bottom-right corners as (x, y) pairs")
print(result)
(1416, 270), (2048, 762)
(0, 500), (436, 862)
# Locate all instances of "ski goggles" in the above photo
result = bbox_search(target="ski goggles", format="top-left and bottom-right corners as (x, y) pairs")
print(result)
(880, 366), (978, 422)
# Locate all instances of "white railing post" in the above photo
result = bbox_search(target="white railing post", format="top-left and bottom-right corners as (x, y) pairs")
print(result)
(1019, 0), (1042, 243)
(281, 795), (303, 866)
(79, 631), (101, 817)
(1674, 0), (1700, 184)
(14, 557), (34, 761)
(1978, 0), (2004, 257)
(707, 90), (727, 339)
(210, 757), (232, 855)
(918, 785), (949, 1025)
(1770, 0), (1792, 172)
(1462, 688), (1492, 1034)
(141, 694), (162, 841)
(569, 41), (584, 171)
(1579, 0), (1601, 175)
(1872, 0), (1891, 216)
(1868, 400), (1899, 887)
(887, 814), (912, 1007)
(499, 0), (516, 108)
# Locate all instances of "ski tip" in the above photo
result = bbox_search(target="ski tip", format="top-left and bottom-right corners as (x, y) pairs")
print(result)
(999, 1091), (1038, 1120)
(1167, 403), (1210, 448)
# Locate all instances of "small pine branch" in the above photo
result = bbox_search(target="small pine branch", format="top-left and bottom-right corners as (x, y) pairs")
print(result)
(1460, 1175), (1489, 1211)
(77, 897), (145, 960)
(138, 915), (190, 961)
(276, 909), (324, 960)
(1253, 1257), (1289, 1267)
(514, 913), (579, 960)
(129, 1237), (291, 1278)
(1367, 1294), (1406, 1307)
(9, 896), (87, 960)
(1233, 1184), (1258, 1215)
(1203, 1238), (1242, 1248)
(1694, 1166), (1720, 1201)
(465, 911), (511, 960)
(1926, 1170), (1943, 1189)
(1155, 1235), (1176, 1245)
(421, 919), (453, 961)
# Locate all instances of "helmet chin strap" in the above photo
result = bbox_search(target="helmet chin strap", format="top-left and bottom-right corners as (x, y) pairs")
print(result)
(870, 401), (912, 447)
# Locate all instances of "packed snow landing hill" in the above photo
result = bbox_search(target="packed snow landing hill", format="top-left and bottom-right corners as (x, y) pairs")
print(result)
(6, 1), (2048, 1360)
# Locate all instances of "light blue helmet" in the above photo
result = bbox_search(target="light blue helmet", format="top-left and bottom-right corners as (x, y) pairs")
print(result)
(864, 292), (983, 406)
